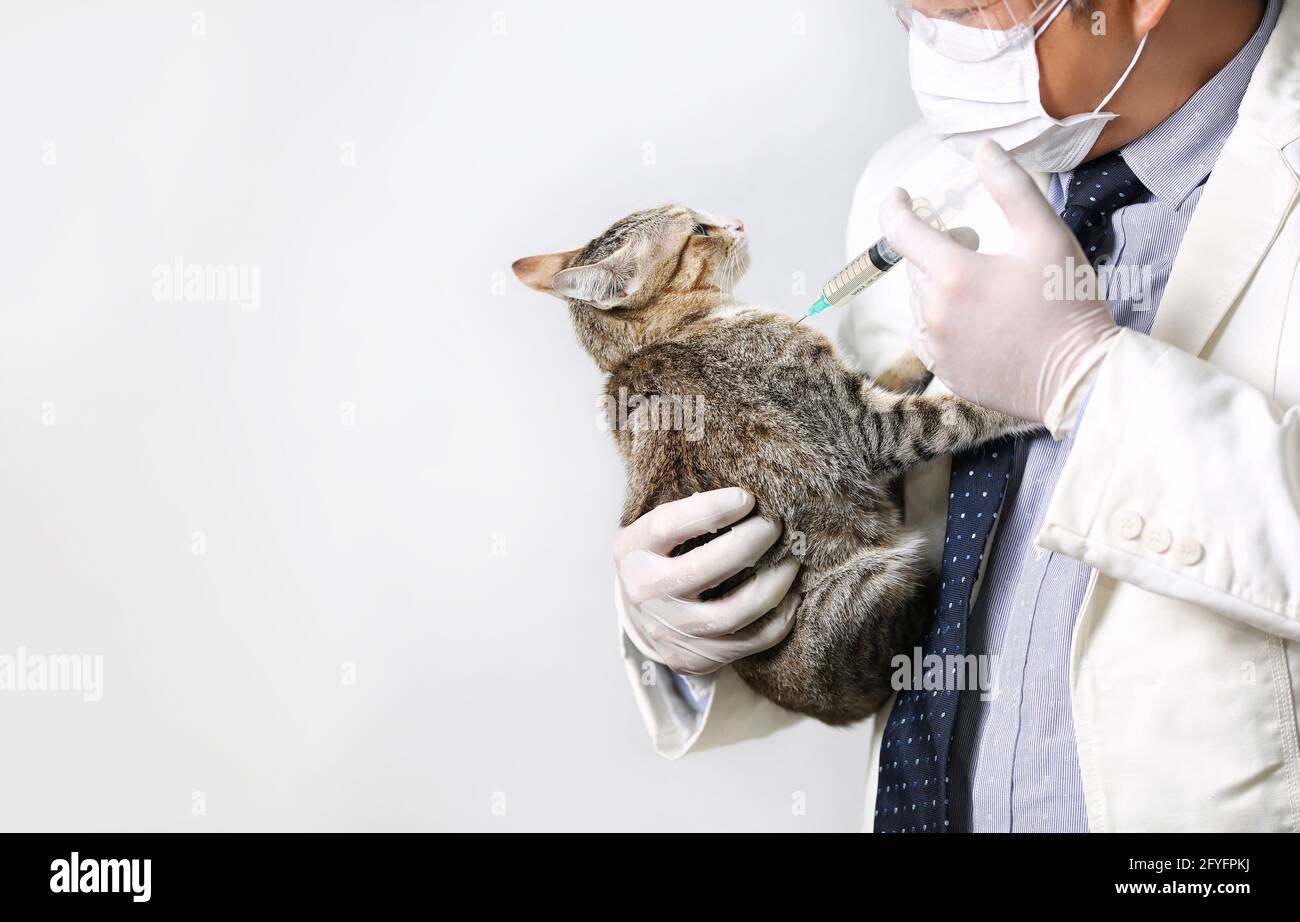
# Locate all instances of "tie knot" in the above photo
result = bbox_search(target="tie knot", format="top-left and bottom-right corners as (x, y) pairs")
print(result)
(1062, 150), (1149, 219)
(1060, 151), (1150, 264)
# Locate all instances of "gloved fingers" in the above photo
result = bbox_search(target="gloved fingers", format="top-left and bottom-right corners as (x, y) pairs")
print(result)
(904, 225), (978, 296)
(903, 262), (940, 371)
(878, 187), (975, 284)
(619, 515), (782, 605)
(665, 515), (783, 599)
(945, 225), (980, 252)
(905, 258), (936, 295)
(909, 319), (936, 372)
(671, 557), (800, 637)
(974, 140), (1062, 240)
(613, 487), (754, 561)
(656, 592), (800, 676)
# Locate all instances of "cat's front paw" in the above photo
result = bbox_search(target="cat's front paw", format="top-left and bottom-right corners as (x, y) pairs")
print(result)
(989, 410), (1043, 440)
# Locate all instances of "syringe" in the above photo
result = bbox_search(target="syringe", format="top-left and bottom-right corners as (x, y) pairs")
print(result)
(805, 237), (904, 317)
(805, 171), (980, 319)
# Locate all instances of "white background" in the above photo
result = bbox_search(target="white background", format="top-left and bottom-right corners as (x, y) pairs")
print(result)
(0, 0), (919, 830)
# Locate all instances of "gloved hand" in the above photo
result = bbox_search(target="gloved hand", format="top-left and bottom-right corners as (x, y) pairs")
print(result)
(880, 139), (1122, 435)
(613, 487), (800, 676)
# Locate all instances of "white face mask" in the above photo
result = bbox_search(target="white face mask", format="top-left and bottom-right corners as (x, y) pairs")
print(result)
(908, 0), (1148, 174)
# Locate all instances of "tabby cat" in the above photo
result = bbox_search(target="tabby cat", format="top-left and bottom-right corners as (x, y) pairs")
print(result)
(514, 205), (1031, 725)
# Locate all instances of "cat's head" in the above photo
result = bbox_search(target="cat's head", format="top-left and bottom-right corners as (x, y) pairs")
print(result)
(512, 204), (749, 312)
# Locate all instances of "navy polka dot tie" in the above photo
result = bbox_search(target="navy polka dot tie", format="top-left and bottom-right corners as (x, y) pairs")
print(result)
(873, 151), (1150, 833)
(1060, 151), (1148, 263)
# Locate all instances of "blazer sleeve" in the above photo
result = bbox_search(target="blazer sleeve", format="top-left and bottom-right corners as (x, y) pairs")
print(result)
(616, 580), (802, 759)
(1037, 328), (1300, 640)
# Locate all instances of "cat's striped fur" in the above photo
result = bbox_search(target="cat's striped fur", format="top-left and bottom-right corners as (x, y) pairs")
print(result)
(515, 205), (1033, 724)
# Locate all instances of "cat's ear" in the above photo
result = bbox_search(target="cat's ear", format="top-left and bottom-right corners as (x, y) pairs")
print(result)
(512, 248), (582, 297)
(550, 247), (640, 309)
(513, 244), (640, 309)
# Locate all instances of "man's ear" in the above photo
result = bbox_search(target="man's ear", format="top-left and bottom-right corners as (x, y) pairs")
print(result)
(550, 245), (641, 309)
(1131, 0), (1174, 34)
(512, 248), (582, 297)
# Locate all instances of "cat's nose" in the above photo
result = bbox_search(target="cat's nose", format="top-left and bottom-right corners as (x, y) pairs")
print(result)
(733, 220), (746, 233)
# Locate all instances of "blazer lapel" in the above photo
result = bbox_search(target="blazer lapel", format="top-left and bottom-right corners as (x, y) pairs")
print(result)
(1152, 0), (1300, 356)
(1150, 132), (1298, 356)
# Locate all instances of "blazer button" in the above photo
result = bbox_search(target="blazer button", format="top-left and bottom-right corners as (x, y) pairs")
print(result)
(1173, 536), (1204, 566)
(1112, 508), (1144, 541)
(1142, 524), (1173, 554)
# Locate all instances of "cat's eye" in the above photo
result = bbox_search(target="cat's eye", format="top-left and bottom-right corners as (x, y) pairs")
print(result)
(690, 223), (710, 236)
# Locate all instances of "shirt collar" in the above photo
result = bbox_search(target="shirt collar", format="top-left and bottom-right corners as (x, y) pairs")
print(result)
(1118, 0), (1281, 208)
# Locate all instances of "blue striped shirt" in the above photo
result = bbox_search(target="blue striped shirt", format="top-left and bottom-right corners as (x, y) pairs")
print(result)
(946, 0), (1280, 833)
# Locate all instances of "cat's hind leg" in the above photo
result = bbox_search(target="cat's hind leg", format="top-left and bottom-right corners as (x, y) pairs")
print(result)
(732, 540), (933, 725)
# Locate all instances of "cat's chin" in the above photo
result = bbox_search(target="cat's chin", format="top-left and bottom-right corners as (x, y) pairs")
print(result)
(719, 246), (751, 291)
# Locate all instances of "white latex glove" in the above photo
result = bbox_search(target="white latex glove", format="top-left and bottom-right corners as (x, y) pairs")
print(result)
(613, 487), (800, 676)
(880, 139), (1122, 436)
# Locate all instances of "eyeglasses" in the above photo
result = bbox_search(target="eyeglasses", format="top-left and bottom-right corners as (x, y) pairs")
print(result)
(887, 0), (1071, 62)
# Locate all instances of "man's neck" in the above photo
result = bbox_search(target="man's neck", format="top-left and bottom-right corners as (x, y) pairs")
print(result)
(1089, 0), (1267, 159)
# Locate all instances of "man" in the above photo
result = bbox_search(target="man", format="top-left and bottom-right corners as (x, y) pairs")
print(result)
(613, 0), (1300, 832)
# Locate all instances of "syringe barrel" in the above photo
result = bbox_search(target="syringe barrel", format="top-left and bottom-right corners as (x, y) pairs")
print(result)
(820, 237), (904, 307)
(818, 197), (945, 308)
